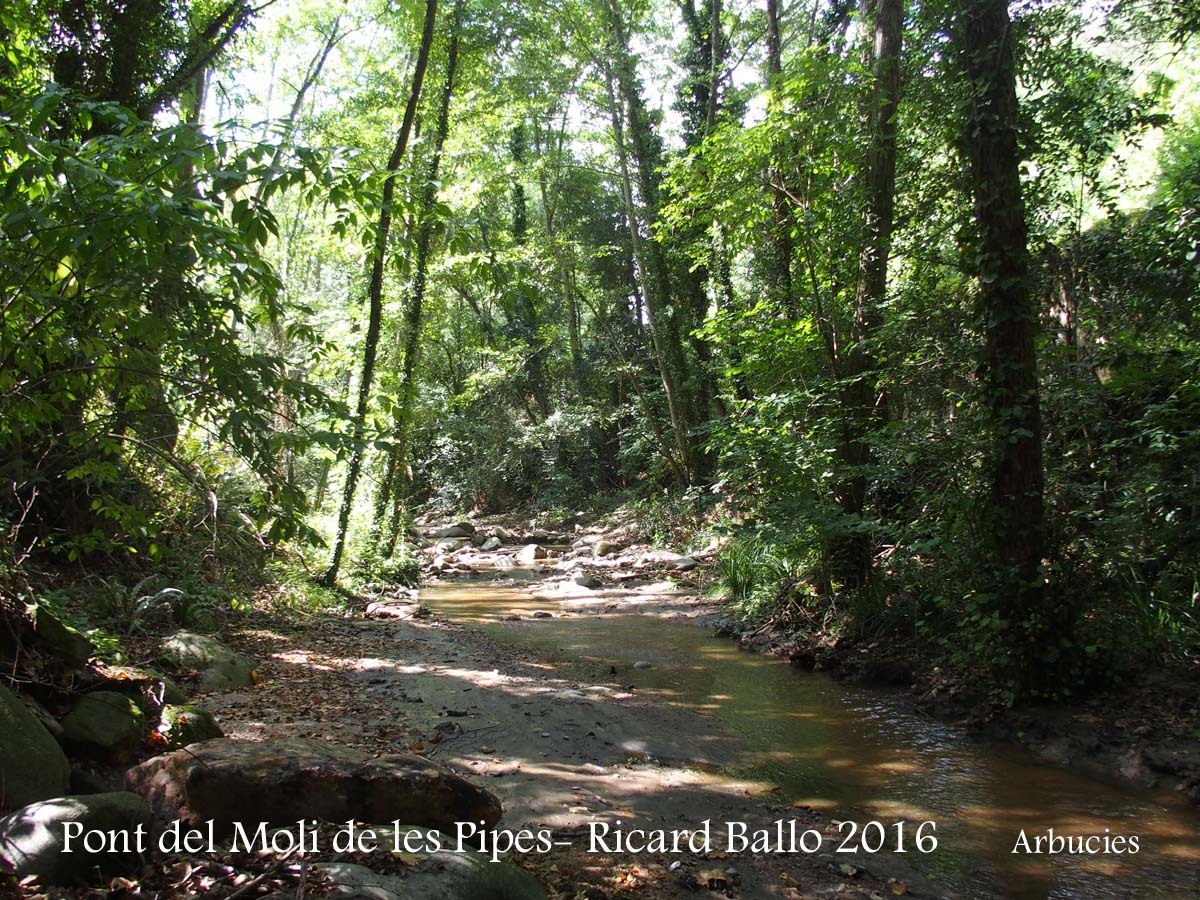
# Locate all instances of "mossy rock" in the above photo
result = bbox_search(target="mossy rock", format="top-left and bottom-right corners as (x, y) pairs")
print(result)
(0, 792), (153, 883)
(33, 607), (94, 667)
(59, 692), (147, 761)
(159, 704), (223, 747)
(0, 683), (70, 812)
(161, 631), (255, 691)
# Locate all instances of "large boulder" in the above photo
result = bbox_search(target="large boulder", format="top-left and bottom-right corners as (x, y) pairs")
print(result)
(125, 738), (502, 837)
(161, 631), (255, 691)
(0, 792), (153, 883)
(159, 705), (223, 748)
(59, 691), (147, 761)
(32, 607), (94, 667)
(0, 683), (70, 811)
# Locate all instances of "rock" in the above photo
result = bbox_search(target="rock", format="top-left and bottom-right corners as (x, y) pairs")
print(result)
(105, 666), (188, 705)
(21, 694), (63, 739)
(430, 523), (474, 539)
(593, 540), (621, 557)
(161, 631), (255, 691)
(0, 792), (153, 883)
(317, 852), (545, 900)
(125, 738), (501, 836)
(633, 661), (653, 670)
(516, 544), (547, 566)
(0, 683), (70, 811)
(33, 607), (94, 667)
(531, 611), (553, 619)
(635, 549), (683, 567)
(480, 536), (503, 551)
(365, 600), (422, 619)
(572, 574), (603, 590)
(159, 704), (223, 747)
(434, 538), (465, 553)
(668, 556), (700, 572)
(492, 526), (517, 542)
(529, 529), (551, 543)
(68, 767), (114, 796)
(59, 691), (147, 761)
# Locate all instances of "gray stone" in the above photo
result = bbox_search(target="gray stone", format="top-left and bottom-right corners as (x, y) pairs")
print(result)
(161, 631), (255, 692)
(492, 527), (516, 543)
(159, 705), (223, 748)
(434, 538), (466, 553)
(593, 540), (621, 558)
(516, 544), (547, 566)
(636, 549), (684, 566)
(480, 536), (503, 551)
(317, 852), (545, 900)
(59, 691), (147, 760)
(668, 557), (700, 572)
(21, 694), (63, 739)
(430, 524), (473, 539)
(0, 683), (70, 812)
(572, 574), (603, 590)
(33, 607), (93, 667)
(125, 738), (501, 836)
(0, 792), (153, 883)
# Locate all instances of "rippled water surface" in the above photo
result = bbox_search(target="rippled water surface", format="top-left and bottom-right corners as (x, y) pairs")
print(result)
(422, 579), (1200, 898)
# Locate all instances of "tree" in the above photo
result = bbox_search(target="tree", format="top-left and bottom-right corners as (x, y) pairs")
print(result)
(321, 0), (439, 585)
(958, 0), (1056, 683)
(830, 0), (903, 588)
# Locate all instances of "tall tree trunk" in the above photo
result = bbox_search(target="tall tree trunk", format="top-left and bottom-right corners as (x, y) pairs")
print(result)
(602, 61), (692, 485)
(510, 122), (552, 419)
(256, 16), (343, 203)
(320, 0), (438, 586)
(603, 0), (698, 482)
(764, 0), (796, 318)
(959, 0), (1052, 673)
(383, 0), (463, 556)
(831, 0), (902, 589)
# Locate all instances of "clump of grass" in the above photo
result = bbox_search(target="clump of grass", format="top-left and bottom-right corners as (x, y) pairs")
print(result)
(713, 536), (804, 617)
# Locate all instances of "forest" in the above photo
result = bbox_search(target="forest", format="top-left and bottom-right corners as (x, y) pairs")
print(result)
(1, 0), (1199, 897)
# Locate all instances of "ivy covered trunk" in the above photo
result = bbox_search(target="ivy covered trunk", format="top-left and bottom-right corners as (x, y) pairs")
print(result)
(959, 0), (1061, 687)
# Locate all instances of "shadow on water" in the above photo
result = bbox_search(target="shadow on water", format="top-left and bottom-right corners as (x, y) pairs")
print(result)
(421, 578), (1200, 899)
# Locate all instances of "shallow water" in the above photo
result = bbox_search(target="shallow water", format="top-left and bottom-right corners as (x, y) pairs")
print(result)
(421, 578), (1200, 899)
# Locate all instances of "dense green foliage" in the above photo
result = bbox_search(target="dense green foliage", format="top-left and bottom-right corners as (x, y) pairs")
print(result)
(2, 0), (1197, 701)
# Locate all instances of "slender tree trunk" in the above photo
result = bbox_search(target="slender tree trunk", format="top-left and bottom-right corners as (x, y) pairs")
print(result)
(510, 123), (552, 419)
(383, 0), (463, 556)
(256, 16), (343, 203)
(831, 0), (902, 589)
(320, 0), (438, 586)
(959, 0), (1052, 672)
(603, 1), (698, 481)
(764, 0), (797, 317)
(602, 62), (692, 485)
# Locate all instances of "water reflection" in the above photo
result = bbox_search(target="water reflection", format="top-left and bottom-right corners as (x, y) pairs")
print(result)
(421, 580), (1200, 899)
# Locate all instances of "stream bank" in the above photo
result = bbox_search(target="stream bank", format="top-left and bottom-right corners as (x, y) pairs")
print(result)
(424, 509), (1200, 811)
(389, 515), (1200, 897)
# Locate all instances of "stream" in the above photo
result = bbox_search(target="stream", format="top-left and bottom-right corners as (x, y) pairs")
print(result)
(420, 575), (1200, 899)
